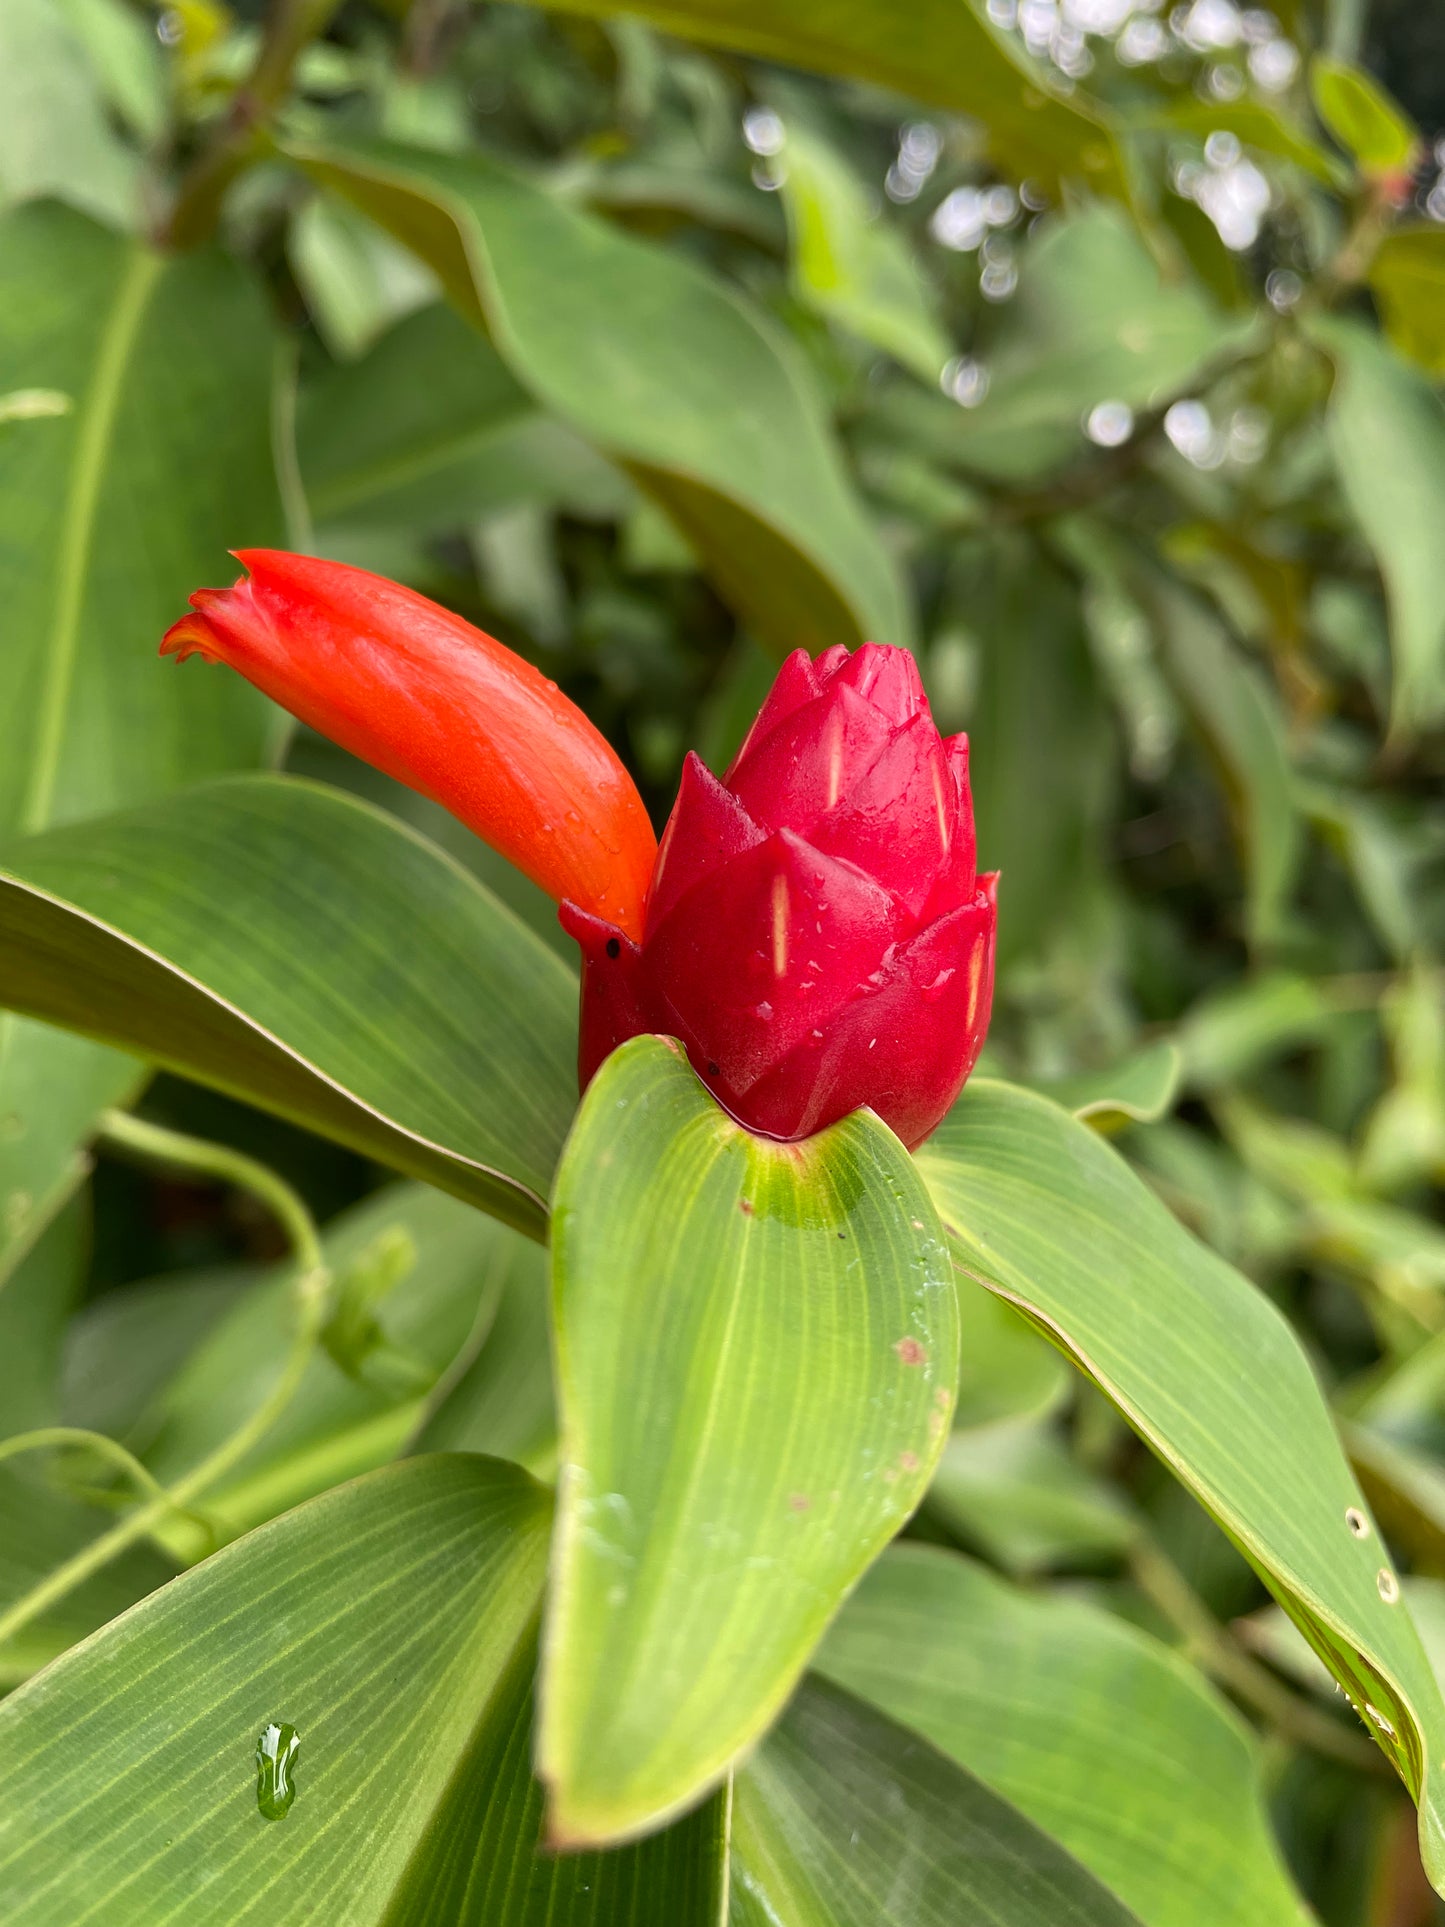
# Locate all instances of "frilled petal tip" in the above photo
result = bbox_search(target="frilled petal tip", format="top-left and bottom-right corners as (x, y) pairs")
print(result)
(158, 612), (220, 663)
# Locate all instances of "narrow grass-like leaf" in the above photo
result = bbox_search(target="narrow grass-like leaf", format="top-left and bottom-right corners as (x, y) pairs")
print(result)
(820, 1543), (1314, 1927)
(542, 1036), (958, 1844)
(731, 1674), (1144, 1927)
(916, 1079), (1445, 1892)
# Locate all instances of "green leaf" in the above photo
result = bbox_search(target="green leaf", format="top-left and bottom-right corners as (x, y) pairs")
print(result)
(0, 776), (579, 1238)
(916, 1079), (1445, 1893)
(0, 0), (141, 227)
(298, 299), (629, 536)
(1129, 565), (1301, 951)
(926, 1418), (1137, 1576)
(516, 0), (1129, 201)
(776, 120), (950, 384)
(0, 1191), (85, 1433)
(541, 1035), (958, 1844)
(819, 1542), (1315, 1927)
(1033, 1039), (1184, 1132)
(964, 539), (1112, 967)
(0, 199), (286, 1285)
(1314, 316), (1445, 738)
(284, 136), (909, 656)
(413, 1229), (555, 1469)
(0, 1455), (725, 1923)
(288, 191), (438, 362)
(731, 1673), (1144, 1927)
(1311, 57), (1419, 172)
(1369, 226), (1445, 379)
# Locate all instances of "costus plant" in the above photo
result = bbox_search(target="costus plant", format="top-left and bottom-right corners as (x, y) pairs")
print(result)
(2, 1), (1444, 1920)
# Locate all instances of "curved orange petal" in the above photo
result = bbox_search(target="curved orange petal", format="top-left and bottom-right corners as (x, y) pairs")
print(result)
(162, 550), (656, 938)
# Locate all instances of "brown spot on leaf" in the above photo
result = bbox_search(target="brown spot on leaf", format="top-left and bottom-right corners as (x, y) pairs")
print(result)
(934, 1386), (951, 1410)
(898, 1450), (919, 1473)
(894, 1337), (927, 1366)
(739, 1198), (755, 1216)
(789, 1493), (811, 1512)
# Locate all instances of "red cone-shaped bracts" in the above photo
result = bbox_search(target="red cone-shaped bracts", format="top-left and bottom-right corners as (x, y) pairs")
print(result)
(562, 643), (996, 1149)
(161, 551), (657, 938)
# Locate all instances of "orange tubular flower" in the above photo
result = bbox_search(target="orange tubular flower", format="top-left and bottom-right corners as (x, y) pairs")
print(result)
(161, 550), (657, 939)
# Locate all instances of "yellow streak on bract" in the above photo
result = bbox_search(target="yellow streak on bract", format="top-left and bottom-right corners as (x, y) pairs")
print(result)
(932, 760), (951, 851)
(966, 949), (983, 1028)
(771, 872), (789, 977)
(825, 710), (844, 810)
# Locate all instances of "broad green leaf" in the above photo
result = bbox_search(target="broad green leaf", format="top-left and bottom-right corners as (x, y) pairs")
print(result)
(1311, 57), (1419, 172)
(0, 0), (140, 227)
(0, 776), (579, 1238)
(776, 120), (950, 384)
(0, 200), (286, 1285)
(541, 1036), (958, 1844)
(1369, 226), (1445, 379)
(1315, 316), (1445, 738)
(284, 136), (909, 656)
(916, 1079), (1445, 1893)
(819, 1543), (1315, 1927)
(1034, 1039), (1183, 1132)
(731, 1673), (1143, 1927)
(298, 300), (629, 536)
(926, 1418), (1137, 1576)
(0, 1456), (725, 1923)
(135, 1185), (534, 1548)
(517, 0), (1129, 200)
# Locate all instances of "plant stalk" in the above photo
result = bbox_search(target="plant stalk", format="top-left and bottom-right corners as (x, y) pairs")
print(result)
(158, 0), (344, 250)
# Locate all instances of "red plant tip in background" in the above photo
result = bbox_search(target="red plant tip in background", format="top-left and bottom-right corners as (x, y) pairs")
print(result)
(161, 550), (657, 939)
(563, 643), (997, 1149)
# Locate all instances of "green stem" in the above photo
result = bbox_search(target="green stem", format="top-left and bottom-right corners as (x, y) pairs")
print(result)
(0, 1428), (211, 1541)
(0, 1115), (329, 1652)
(95, 1108), (325, 1278)
(158, 0), (344, 250)
(1131, 1537), (1388, 1774)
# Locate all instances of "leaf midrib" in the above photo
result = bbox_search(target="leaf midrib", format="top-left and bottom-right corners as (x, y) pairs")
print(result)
(21, 243), (161, 837)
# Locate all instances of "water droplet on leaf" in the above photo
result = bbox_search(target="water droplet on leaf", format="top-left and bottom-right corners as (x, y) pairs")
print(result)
(255, 1722), (300, 1820)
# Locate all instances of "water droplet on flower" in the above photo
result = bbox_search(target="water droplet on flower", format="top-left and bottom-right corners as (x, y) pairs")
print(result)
(921, 967), (956, 1001)
(255, 1722), (300, 1820)
(753, 1001), (774, 1021)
